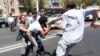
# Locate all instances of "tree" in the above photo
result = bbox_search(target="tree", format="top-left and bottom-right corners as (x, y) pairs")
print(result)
(82, 0), (94, 6)
(95, 0), (100, 5)
(72, 0), (93, 8)
(19, 0), (35, 12)
(39, 0), (45, 10)
(62, 0), (96, 8)
(63, 0), (69, 8)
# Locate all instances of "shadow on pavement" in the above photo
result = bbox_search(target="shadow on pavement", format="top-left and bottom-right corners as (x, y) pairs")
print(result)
(36, 50), (52, 56)
(74, 51), (93, 56)
(51, 50), (56, 56)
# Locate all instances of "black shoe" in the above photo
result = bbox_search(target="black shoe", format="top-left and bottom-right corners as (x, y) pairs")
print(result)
(39, 46), (44, 51)
(52, 50), (56, 56)
(68, 54), (73, 56)
(21, 54), (25, 56)
(56, 34), (62, 37)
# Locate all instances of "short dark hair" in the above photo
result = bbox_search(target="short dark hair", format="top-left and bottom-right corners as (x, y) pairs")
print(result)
(66, 2), (76, 9)
(38, 16), (47, 28)
(32, 11), (37, 14)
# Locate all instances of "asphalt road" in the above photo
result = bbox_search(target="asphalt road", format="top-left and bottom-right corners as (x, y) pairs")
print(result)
(0, 22), (100, 56)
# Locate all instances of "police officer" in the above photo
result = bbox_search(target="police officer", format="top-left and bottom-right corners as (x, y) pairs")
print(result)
(18, 15), (31, 56)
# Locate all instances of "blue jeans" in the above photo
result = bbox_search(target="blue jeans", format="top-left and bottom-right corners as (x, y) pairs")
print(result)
(34, 31), (44, 51)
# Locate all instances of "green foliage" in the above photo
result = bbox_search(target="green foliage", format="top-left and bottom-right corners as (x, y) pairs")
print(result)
(19, 0), (35, 12)
(39, 0), (45, 10)
(63, 0), (99, 8)
(19, 0), (46, 12)
(95, 0), (100, 5)
(63, 0), (69, 7)
(19, 0), (100, 12)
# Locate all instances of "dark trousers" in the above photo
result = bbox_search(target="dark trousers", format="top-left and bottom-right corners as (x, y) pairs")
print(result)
(33, 31), (44, 51)
(35, 33), (44, 51)
(21, 31), (44, 56)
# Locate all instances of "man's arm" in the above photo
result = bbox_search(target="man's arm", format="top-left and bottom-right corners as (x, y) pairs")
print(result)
(50, 24), (64, 30)
(91, 10), (100, 28)
(91, 10), (98, 24)
(39, 27), (51, 36)
(47, 15), (62, 24)
(19, 24), (30, 33)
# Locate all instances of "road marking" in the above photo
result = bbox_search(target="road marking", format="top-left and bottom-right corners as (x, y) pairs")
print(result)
(0, 23), (90, 53)
(0, 43), (22, 50)
(0, 34), (57, 53)
(0, 45), (22, 53)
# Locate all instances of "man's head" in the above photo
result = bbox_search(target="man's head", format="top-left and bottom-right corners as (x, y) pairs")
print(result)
(19, 15), (26, 23)
(66, 2), (76, 10)
(28, 12), (32, 16)
(32, 11), (37, 19)
(40, 9), (46, 16)
(38, 16), (48, 27)
(23, 12), (27, 16)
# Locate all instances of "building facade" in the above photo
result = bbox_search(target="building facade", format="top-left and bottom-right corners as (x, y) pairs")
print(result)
(0, 0), (19, 16)
(44, 0), (64, 7)
(0, 0), (64, 16)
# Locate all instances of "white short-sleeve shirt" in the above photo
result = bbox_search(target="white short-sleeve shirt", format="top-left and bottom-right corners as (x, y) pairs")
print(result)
(7, 17), (14, 23)
(26, 16), (35, 25)
(28, 21), (42, 31)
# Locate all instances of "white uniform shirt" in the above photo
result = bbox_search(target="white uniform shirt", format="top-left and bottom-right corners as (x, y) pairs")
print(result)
(28, 21), (42, 31)
(61, 8), (100, 43)
(61, 9), (85, 43)
(7, 17), (14, 23)
(36, 15), (41, 21)
(26, 16), (35, 25)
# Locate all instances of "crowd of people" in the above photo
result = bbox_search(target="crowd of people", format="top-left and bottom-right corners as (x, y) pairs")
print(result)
(5, 2), (100, 56)
(17, 10), (52, 56)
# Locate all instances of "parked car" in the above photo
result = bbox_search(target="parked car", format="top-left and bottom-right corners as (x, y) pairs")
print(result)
(45, 7), (65, 16)
(48, 14), (61, 24)
(47, 14), (62, 29)
(0, 18), (9, 28)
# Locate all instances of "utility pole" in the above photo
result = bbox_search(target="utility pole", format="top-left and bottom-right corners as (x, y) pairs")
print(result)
(36, 0), (39, 15)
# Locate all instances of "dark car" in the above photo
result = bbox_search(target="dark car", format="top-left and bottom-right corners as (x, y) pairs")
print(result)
(0, 18), (9, 28)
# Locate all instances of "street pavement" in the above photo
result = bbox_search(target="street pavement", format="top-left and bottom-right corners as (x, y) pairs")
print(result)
(0, 22), (100, 56)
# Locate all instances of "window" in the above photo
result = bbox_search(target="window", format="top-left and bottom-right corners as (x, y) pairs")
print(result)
(45, 7), (65, 15)
(10, 0), (14, 6)
(51, 0), (59, 3)
(54, 0), (58, 2)
(19, 0), (23, 5)
(11, 9), (15, 13)
(0, 0), (1, 5)
(51, 0), (53, 2)
(0, 9), (3, 14)
(51, 0), (59, 6)
(52, 2), (59, 6)
(3, 0), (6, 5)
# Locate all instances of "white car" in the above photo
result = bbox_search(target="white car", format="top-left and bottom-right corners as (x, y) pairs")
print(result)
(47, 14), (62, 29)
(0, 18), (9, 28)
(48, 14), (61, 24)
